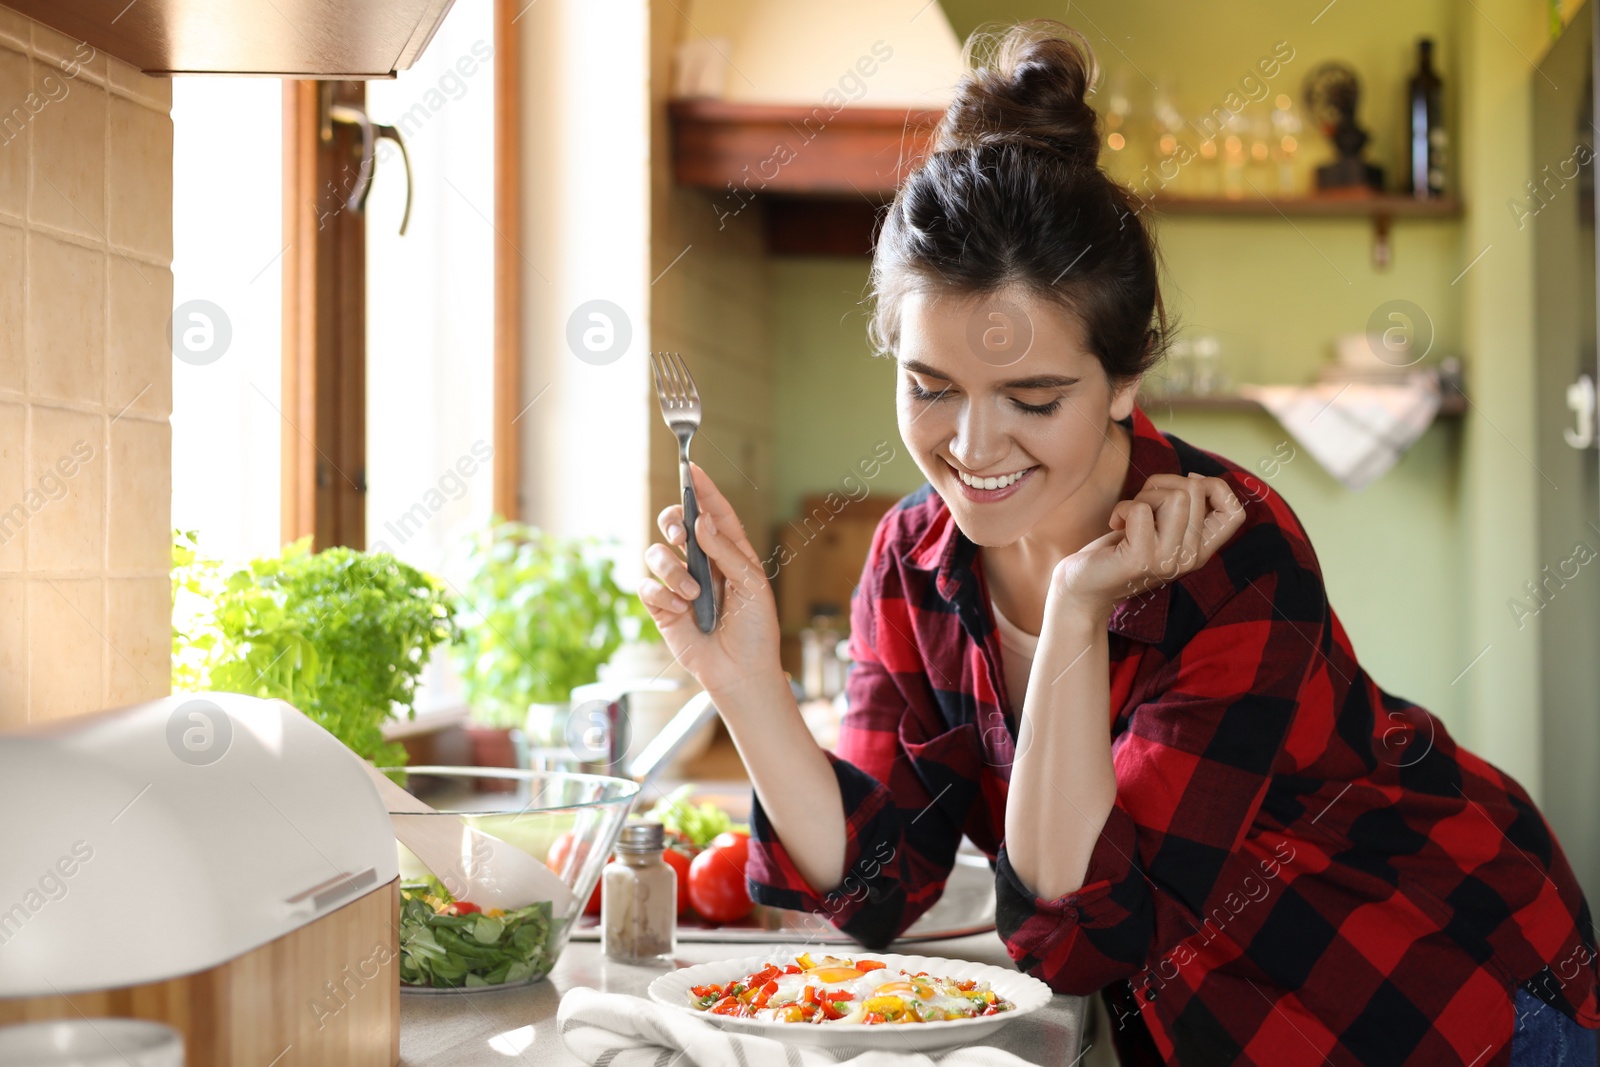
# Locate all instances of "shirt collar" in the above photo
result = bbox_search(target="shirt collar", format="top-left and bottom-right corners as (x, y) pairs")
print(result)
(901, 406), (1179, 643)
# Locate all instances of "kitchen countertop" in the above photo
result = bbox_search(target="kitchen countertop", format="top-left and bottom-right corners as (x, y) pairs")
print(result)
(399, 930), (1089, 1065)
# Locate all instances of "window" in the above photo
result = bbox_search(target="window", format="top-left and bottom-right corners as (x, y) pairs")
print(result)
(169, 80), (283, 563)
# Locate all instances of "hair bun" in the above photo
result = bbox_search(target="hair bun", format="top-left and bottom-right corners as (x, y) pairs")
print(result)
(935, 19), (1102, 166)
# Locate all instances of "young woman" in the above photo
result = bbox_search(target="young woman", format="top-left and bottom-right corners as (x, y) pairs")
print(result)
(639, 21), (1600, 1066)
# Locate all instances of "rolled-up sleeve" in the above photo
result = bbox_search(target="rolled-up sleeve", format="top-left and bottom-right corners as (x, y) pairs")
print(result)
(993, 559), (1323, 994)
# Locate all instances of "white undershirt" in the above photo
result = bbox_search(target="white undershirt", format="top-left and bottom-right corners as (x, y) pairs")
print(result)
(990, 597), (1040, 717)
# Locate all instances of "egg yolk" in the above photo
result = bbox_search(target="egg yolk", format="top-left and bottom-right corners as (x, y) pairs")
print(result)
(808, 967), (864, 984)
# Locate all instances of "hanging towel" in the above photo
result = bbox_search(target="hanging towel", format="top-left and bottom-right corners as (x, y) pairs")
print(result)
(1239, 372), (1443, 491)
(557, 985), (1046, 1067)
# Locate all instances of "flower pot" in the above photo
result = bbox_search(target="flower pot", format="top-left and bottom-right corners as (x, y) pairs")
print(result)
(462, 723), (526, 793)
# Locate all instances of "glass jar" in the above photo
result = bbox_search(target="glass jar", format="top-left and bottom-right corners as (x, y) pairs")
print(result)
(800, 608), (847, 701)
(601, 820), (677, 964)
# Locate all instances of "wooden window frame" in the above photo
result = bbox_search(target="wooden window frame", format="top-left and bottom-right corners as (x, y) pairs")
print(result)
(280, 3), (522, 549)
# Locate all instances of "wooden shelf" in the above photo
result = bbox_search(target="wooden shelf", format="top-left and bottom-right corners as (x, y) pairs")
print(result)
(666, 99), (1463, 259)
(1141, 193), (1462, 218)
(1140, 391), (1468, 417)
(669, 99), (943, 197)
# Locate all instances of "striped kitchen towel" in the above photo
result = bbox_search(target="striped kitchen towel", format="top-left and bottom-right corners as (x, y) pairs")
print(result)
(1240, 372), (1443, 491)
(557, 986), (1042, 1067)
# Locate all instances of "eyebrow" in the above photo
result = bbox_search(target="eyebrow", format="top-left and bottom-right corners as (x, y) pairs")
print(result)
(899, 358), (1080, 390)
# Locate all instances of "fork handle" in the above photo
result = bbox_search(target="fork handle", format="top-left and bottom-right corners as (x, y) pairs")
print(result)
(682, 482), (719, 633)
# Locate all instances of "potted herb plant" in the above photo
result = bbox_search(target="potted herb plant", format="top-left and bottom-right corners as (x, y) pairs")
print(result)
(453, 520), (649, 783)
(172, 530), (459, 770)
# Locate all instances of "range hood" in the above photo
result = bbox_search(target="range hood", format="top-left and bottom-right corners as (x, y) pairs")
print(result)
(3, 0), (455, 77)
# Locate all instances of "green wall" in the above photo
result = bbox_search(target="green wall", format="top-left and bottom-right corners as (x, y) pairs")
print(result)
(771, 259), (931, 510)
(767, 0), (1565, 795)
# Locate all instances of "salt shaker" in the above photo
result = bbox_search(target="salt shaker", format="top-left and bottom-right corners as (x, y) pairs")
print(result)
(602, 820), (677, 964)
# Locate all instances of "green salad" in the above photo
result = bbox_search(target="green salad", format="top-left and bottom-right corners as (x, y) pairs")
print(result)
(646, 783), (750, 849)
(398, 876), (562, 988)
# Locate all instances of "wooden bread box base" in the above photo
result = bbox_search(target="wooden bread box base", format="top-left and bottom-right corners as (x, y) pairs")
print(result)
(0, 878), (400, 1066)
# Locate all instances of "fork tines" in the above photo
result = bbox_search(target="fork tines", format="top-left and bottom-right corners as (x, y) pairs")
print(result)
(649, 351), (700, 414)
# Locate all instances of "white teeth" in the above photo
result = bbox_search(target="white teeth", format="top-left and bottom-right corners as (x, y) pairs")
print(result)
(956, 467), (1031, 489)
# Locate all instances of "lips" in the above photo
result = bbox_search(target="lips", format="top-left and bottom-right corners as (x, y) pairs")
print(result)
(945, 459), (1037, 503)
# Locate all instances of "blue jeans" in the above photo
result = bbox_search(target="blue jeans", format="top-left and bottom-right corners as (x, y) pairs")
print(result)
(1509, 986), (1598, 1066)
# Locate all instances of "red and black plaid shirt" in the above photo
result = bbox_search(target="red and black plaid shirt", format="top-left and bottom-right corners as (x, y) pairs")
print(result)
(746, 406), (1600, 1066)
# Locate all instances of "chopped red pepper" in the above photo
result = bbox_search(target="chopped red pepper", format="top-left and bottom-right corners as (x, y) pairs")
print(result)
(710, 996), (744, 1016)
(857, 959), (886, 972)
(864, 1011), (887, 1024)
(450, 901), (482, 915)
(784, 964), (801, 974)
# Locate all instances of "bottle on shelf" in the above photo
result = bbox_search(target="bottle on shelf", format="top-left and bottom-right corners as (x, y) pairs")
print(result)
(1406, 37), (1447, 198)
(1221, 107), (1249, 199)
(1100, 67), (1143, 185)
(1149, 80), (1189, 196)
(1270, 93), (1304, 194)
(1245, 100), (1275, 195)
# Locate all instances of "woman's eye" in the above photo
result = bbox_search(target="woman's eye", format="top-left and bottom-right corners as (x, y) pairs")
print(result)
(1011, 397), (1062, 416)
(907, 380), (953, 402)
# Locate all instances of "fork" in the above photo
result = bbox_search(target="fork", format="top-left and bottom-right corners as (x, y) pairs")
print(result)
(648, 351), (720, 633)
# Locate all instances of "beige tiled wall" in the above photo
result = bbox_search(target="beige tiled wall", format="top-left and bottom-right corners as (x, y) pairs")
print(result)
(0, 7), (173, 729)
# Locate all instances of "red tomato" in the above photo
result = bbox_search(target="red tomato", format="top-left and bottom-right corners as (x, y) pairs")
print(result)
(688, 833), (753, 923)
(662, 846), (693, 916)
(451, 901), (482, 916)
(710, 830), (750, 850)
(546, 830), (604, 915)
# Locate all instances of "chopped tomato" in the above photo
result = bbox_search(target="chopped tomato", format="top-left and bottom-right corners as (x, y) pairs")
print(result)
(691, 984), (722, 998)
(450, 900), (482, 916)
(709, 996), (743, 1016)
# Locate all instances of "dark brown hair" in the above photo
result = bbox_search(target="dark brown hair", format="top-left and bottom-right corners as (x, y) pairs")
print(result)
(868, 19), (1175, 385)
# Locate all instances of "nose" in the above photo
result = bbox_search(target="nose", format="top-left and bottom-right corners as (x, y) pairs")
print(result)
(948, 396), (1005, 472)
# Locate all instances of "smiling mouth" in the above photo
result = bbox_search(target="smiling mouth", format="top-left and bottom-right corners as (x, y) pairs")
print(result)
(947, 461), (1037, 491)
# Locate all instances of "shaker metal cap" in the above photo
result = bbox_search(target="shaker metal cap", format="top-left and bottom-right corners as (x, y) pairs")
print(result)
(617, 820), (665, 852)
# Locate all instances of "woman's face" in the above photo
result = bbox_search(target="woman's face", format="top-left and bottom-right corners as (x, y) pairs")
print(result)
(894, 286), (1140, 548)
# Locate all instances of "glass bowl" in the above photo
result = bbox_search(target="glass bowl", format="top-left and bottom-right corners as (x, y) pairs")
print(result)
(374, 765), (639, 992)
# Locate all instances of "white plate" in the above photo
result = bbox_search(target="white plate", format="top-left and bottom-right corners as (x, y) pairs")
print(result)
(647, 949), (1053, 1051)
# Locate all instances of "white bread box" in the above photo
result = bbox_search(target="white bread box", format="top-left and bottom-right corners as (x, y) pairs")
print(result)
(0, 694), (401, 1065)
